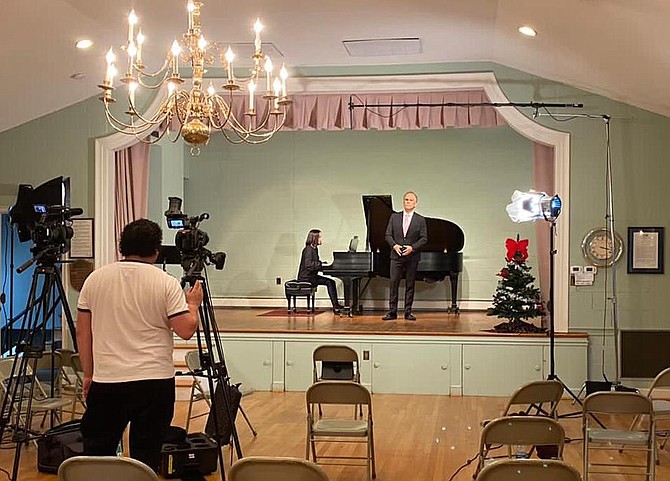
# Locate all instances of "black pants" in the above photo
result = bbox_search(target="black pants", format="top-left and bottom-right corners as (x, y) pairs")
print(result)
(81, 378), (175, 471)
(388, 258), (419, 313)
(310, 275), (340, 308)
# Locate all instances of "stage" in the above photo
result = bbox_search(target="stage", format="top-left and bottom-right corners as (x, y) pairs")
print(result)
(211, 307), (583, 338)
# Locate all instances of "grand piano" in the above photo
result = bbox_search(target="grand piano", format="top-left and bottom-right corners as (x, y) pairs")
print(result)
(321, 195), (465, 316)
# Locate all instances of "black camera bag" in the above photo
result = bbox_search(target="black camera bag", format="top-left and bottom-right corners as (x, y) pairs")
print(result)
(36, 420), (84, 473)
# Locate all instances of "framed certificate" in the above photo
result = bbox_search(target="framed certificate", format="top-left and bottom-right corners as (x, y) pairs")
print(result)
(627, 227), (664, 274)
(70, 218), (94, 259)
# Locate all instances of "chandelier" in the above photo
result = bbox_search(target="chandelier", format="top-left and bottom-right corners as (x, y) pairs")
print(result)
(99, 1), (291, 154)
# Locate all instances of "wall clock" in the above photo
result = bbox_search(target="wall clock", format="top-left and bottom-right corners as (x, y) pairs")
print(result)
(581, 227), (624, 267)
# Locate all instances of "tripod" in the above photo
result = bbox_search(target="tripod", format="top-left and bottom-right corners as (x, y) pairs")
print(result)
(180, 260), (254, 480)
(0, 249), (77, 481)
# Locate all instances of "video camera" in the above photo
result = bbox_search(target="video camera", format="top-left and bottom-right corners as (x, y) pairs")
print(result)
(164, 197), (226, 276)
(8, 177), (82, 266)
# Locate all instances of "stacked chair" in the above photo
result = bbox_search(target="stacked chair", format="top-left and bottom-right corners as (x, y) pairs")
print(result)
(306, 345), (374, 480)
(474, 379), (566, 478)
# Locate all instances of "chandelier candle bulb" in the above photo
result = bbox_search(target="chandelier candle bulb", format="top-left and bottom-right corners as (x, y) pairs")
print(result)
(253, 19), (263, 53)
(128, 10), (137, 44)
(136, 30), (144, 66)
(128, 81), (138, 107)
(280, 64), (288, 98)
(273, 77), (281, 109)
(104, 48), (116, 85)
(225, 46), (235, 82)
(171, 40), (181, 73)
(187, 1), (195, 30)
(264, 57), (273, 93)
(248, 80), (256, 112)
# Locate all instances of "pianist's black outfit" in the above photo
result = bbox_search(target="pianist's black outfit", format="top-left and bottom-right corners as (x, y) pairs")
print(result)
(298, 245), (342, 312)
(384, 211), (428, 319)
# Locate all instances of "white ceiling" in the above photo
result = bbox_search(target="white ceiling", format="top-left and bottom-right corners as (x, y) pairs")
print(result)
(2, 0), (668, 134)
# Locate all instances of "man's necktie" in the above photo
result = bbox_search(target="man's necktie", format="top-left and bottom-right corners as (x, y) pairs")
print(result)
(403, 214), (410, 236)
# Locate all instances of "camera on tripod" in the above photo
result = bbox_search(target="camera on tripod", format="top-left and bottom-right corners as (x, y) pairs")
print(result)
(28, 205), (82, 251)
(8, 177), (83, 271)
(164, 197), (226, 275)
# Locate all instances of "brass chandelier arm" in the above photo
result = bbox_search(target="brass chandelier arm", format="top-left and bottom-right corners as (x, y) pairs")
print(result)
(216, 113), (287, 144)
(134, 69), (173, 90)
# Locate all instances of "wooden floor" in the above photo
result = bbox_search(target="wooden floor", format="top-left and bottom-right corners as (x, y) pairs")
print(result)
(2, 392), (667, 481)
(210, 307), (583, 337)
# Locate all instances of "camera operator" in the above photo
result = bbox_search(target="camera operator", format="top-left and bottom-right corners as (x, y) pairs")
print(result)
(76, 219), (203, 471)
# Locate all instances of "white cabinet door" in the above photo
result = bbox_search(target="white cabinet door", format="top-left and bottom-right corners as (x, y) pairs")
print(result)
(371, 343), (451, 395)
(462, 344), (543, 396)
(220, 340), (274, 391)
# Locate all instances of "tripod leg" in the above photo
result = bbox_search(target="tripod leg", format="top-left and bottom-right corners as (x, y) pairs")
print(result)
(237, 405), (257, 437)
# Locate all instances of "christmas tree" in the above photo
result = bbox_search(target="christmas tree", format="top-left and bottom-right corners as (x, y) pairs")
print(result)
(487, 236), (546, 333)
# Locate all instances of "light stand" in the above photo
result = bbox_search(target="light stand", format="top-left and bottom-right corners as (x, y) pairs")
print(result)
(545, 219), (583, 406)
(507, 191), (598, 419)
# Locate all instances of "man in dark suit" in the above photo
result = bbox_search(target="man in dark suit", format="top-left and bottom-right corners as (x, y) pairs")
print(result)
(383, 192), (428, 321)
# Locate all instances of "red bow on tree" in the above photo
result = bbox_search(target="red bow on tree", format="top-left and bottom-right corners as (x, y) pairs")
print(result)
(505, 237), (529, 262)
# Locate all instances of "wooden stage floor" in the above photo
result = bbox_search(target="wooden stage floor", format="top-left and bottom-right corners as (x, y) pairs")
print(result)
(211, 308), (582, 338)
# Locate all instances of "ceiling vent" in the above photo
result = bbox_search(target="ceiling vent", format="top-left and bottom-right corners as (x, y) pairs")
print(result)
(343, 38), (422, 57)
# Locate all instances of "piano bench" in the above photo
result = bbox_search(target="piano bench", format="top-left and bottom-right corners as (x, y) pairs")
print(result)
(284, 280), (317, 313)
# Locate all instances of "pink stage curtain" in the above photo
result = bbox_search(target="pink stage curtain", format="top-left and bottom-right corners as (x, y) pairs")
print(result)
(226, 90), (507, 131)
(532, 142), (555, 325)
(114, 142), (151, 260)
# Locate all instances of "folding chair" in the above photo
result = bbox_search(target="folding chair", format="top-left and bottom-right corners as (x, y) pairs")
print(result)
(0, 357), (71, 431)
(58, 455), (158, 481)
(583, 391), (655, 481)
(503, 380), (564, 418)
(632, 367), (670, 459)
(230, 456), (329, 481)
(474, 416), (565, 478)
(312, 345), (360, 384)
(312, 345), (362, 418)
(306, 381), (376, 481)
(476, 459), (581, 481)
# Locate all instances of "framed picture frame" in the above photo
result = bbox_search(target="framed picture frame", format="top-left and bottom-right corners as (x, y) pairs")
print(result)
(70, 218), (95, 259)
(627, 226), (664, 274)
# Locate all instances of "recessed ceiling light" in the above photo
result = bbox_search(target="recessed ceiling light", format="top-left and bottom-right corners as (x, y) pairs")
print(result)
(518, 26), (537, 37)
(75, 39), (94, 49)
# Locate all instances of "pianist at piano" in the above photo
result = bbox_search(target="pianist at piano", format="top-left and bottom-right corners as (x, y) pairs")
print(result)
(297, 229), (345, 314)
(383, 191), (428, 321)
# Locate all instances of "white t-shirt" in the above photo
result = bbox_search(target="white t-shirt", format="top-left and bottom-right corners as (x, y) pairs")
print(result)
(77, 260), (189, 383)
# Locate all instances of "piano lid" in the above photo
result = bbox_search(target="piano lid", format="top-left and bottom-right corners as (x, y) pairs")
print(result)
(362, 194), (465, 253)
